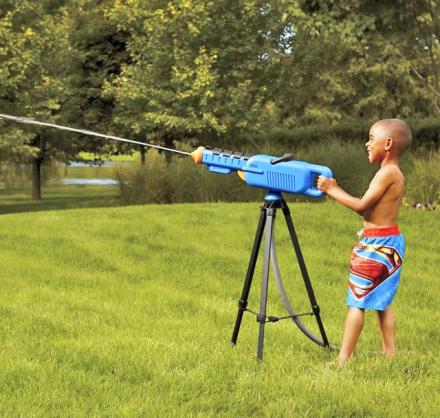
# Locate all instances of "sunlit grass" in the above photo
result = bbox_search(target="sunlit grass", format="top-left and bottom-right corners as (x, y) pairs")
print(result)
(0, 202), (437, 417)
(79, 151), (141, 162)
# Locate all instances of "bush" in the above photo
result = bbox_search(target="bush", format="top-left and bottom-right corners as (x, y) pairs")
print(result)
(405, 150), (440, 206)
(115, 150), (262, 204)
(411, 119), (440, 149)
(235, 118), (440, 151)
(115, 142), (440, 207)
(115, 141), (377, 204)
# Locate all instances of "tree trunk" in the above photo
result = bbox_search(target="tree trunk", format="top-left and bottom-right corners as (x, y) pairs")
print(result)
(31, 135), (46, 200)
(164, 136), (174, 164)
(140, 145), (146, 166)
(32, 157), (43, 200)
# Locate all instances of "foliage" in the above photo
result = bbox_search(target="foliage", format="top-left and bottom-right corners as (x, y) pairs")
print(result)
(405, 150), (440, 205)
(102, 0), (440, 143)
(1, 0), (440, 199)
(411, 118), (440, 149)
(115, 149), (261, 204)
(114, 140), (440, 206)
(285, 0), (440, 122)
(0, 0), (129, 198)
(65, 0), (129, 154)
(105, 0), (297, 147)
(0, 1), (89, 199)
(237, 118), (440, 150)
(0, 1), (73, 160)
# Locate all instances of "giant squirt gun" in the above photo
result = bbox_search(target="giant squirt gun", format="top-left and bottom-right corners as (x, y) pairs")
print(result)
(0, 113), (336, 359)
(0, 113), (332, 199)
(190, 145), (336, 358)
(191, 146), (332, 198)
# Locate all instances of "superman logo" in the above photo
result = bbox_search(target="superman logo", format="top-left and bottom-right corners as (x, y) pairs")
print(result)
(349, 244), (403, 299)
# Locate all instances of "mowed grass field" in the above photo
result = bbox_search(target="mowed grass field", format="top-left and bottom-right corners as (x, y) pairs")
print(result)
(0, 185), (120, 215)
(0, 201), (438, 417)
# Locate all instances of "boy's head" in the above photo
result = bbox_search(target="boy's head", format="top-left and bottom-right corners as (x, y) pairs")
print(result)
(366, 118), (412, 164)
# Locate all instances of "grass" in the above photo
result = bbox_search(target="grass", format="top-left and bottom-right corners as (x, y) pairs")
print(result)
(0, 185), (121, 214)
(0, 201), (438, 417)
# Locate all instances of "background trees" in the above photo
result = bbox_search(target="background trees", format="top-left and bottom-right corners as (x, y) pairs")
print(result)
(105, 0), (440, 134)
(0, 1), (95, 198)
(0, 0), (127, 198)
(0, 0), (439, 198)
(105, 0), (291, 149)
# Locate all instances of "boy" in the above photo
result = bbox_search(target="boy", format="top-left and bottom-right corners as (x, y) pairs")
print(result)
(317, 118), (412, 365)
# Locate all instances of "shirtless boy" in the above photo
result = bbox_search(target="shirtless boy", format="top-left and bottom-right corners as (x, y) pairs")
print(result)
(317, 118), (412, 365)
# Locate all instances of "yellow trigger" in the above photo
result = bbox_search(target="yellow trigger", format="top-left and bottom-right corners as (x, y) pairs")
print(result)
(237, 170), (245, 181)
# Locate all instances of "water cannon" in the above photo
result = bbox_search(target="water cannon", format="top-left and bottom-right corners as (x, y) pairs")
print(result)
(191, 146), (333, 198)
(0, 112), (337, 359)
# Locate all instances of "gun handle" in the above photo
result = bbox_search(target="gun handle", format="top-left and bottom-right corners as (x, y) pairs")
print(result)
(305, 165), (333, 198)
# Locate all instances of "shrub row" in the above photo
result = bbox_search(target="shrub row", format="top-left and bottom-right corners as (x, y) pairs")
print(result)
(116, 142), (440, 206)
(234, 119), (440, 151)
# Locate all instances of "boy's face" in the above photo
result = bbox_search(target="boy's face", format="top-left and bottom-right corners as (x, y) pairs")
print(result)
(365, 123), (390, 164)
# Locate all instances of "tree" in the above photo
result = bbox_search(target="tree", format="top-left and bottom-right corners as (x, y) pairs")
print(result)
(67, 0), (128, 137)
(0, 1), (79, 198)
(105, 0), (300, 151)
(273, 0), (440, 124)
(0, 0), (129, 198)
(2, 0), (439, 188)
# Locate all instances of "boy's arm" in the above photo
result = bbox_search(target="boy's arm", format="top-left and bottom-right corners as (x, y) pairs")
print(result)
(317, 168), (393, 215)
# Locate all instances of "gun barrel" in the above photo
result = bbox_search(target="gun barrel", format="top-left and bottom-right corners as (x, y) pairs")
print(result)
(192, 147), (252, 174)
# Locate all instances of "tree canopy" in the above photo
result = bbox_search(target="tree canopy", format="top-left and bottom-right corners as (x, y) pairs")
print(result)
(0, 0), (439, 197)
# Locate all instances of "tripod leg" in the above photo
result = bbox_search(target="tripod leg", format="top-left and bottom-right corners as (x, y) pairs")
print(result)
(281, 201), (330, 347)
(231, 206), (267, 345)
(257, 207), (276, 360)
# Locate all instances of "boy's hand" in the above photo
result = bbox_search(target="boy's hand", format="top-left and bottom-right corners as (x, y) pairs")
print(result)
(317, 175), (337, 193)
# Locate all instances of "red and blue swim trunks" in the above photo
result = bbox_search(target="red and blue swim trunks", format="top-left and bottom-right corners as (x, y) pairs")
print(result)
(347, 225), (405, 311)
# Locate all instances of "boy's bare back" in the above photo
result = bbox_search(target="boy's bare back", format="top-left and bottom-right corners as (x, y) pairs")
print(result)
(363, 164), (404, 228)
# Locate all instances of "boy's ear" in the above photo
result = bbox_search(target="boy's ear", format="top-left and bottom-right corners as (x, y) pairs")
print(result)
(385, 137), (393, 151)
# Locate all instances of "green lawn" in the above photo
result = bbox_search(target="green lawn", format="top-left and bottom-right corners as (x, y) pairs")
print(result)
(0, 185), (121, 214)
(0, 201), (438, 417)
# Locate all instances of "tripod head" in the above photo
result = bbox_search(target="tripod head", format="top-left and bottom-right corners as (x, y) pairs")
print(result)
(191, 146), (333, 198)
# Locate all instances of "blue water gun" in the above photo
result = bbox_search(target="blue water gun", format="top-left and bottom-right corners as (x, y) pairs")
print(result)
(191, 146), (332, 198)
(0, 113), (336, 358)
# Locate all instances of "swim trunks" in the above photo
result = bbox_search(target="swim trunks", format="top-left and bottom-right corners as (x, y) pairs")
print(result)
(347, 225), (405, 311)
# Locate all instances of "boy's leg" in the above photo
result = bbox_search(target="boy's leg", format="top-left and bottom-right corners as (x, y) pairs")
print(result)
(377, 306), (397, 357)
(338, 307), (364, 364)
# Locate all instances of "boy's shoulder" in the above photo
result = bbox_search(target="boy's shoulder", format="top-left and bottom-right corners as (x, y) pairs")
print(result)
(371, 164), (404, 189)
(376, 164), (403, 178)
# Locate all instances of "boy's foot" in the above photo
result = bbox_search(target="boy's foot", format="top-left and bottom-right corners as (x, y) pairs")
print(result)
(325, 357), (347, 368)
(323, 358), (340, 370)
(337, 355), (351, 366)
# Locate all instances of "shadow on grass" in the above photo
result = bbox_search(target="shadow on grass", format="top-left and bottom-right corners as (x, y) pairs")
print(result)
(0, 185), (125, 215)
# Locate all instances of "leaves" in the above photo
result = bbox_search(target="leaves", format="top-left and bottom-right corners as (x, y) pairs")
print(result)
(1, 0), (439, 159)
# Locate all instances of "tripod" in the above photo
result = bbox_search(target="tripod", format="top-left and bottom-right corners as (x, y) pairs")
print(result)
(231, 192), (331, 360)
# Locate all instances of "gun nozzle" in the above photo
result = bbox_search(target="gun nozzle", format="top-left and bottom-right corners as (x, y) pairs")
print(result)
(191, 146), (205, 165)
